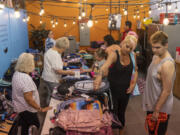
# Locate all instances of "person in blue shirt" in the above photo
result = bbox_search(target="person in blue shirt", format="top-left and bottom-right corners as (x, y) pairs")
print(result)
(45, 31), (56, 52)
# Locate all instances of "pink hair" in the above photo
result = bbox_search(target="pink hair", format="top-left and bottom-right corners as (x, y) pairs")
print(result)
(127, 31), (138, 40)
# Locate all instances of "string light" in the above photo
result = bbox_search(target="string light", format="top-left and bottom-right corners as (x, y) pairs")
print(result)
(55, 18), (58, 25)
(25, 1), (178, 26)
(73, 18), (76, 24)
(51, 18), (54, 24)
(143, 17), (146, 22)
(23, 17), (26, 22)
(64, 21), (67, 27)
(124, 9), (127, 16)
(168, 3), (172, 10)
(26, 16), (30, 21)
(161, 5), (164, 10)
(143, 11), (146, 22)
(175, 2), (178, 13)
(87, 15), (93, 27)
(149, 8), (151, 14)
(52, 23), (55, 28)
(81, 8), (86, 17)
(136, 9), (139, 14)
(87, 19), (93, 27)
(40, 18), (42, 24)
(137, 15), (140, 19)
(163, 3), (169, 26)
(78, 7), (82, 20)
(133, 15), (136, 19)
(78, 15), (82, 20)
(87, 4), (94, 28)
(39, 2), (44, 16)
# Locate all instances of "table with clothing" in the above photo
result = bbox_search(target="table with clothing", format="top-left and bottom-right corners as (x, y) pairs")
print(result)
(41, 46), (113, 134)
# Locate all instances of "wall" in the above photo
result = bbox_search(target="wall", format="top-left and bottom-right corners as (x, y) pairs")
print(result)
(150, 0), (180, 21)
(25, 0), (149, 46)
(0, 8), (29, 78)
(163, 24), (180, 58)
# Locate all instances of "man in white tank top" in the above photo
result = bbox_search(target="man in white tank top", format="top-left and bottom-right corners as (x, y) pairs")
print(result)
(143, 31), (175, 135)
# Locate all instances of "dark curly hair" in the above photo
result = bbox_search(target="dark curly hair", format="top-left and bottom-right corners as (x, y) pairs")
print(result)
(103, 35), (115, 47)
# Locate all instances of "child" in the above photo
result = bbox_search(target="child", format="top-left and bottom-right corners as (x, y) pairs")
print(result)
(82, 48), (106, 78)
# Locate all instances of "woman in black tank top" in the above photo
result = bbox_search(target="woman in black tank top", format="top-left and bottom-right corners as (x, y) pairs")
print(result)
(94, 39), (138, 135)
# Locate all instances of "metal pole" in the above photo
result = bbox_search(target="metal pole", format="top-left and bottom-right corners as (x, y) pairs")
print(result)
(110, 0), (112, 35)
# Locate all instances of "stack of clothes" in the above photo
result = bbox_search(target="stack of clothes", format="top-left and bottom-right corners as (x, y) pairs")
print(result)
(50, 98), (113, 135)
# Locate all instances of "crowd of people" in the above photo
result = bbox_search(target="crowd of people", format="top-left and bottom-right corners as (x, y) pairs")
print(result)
(10, 21), (175, 135)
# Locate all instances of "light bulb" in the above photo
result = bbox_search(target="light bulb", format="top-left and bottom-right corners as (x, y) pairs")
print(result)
(51, 20), (54, 24)
(55, 21), (58, 25)
(143, 18), (146, 22)
(133, 15), (136, 19)
(26, 16), (30, 21)
(23, 18), (26, 22)
(40, 20), (42, 24)
(137, 15), (140, 19)
(124, 10), (128, 16)
(78, 16), (82, 20)
(52, 24), (55, 28)
(175, 7), (178, 13)
(149, 10), (151, 14)
(87, 20), (93, 27)
(168, 5), (172, 10)
(64, 23), (67, 27)
(163, 18), (169, 25)
(73, 21), (76, 24)
(106, 8), (108, 11)
(39, 9), (44, 16)
(15, 11), (20, 18)
(82, 11), (86, 17)
(95, 20), (98, 24)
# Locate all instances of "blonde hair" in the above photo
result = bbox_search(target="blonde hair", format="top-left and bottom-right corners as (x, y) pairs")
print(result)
(123, 35), (138, 50)
(124, 35), (138, 44)
(55, 37), (69, 49)
(15, 53), (35, 73)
